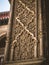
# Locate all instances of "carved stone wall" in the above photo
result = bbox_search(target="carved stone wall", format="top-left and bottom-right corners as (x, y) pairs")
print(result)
(4, 0), (48, 64)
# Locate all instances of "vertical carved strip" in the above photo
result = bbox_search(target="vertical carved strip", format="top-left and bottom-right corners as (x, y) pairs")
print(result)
(4, 0), (14, 61)
(10, 40), (16, 61)
(38, 0), (43, 57)
(34, 40), (37, 58)
(34, 0), (38, 58)
(10, 46), (14, 61)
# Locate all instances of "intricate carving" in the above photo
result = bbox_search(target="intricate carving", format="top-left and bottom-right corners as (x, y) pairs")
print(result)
(10, 0), (37, 61)
(15, 20), (23, 36)
(15, 0), (25, 16)
(13, 30), (35, 60)
(18, 9), (34, 26)
(20, 0), (35, 11)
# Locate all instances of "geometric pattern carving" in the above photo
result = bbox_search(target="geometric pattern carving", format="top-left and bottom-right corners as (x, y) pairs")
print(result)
(11, 0), (37, 61)
(14, 30), (35, 60)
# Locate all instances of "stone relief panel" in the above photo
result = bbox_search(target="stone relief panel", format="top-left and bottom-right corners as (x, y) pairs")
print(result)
(11, 0), (37, 61)
(14, 30), (35, 60)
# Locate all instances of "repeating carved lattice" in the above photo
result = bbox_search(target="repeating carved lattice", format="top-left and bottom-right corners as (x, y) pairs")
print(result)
(18, 9), (34, 26)
(14, 30), (35, 60)
(20, 0), (35, 11)
(11, 0), (36, 60)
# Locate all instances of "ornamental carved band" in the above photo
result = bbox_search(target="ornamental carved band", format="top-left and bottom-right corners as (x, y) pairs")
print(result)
(4, 0), (47, 62)
(11, 0), (36, 61)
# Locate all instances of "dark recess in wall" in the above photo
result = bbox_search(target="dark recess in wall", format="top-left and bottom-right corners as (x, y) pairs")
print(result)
(45, 0), (49, 64)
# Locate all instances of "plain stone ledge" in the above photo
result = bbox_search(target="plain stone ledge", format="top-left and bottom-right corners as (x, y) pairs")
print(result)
(4, 57), (46, 65)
